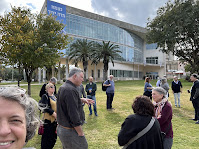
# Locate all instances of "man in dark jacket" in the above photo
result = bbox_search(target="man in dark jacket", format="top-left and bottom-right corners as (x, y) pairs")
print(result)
(57, 67), (93, 149)
(189, 74), (199, 124)
(85, 76), (97, 116)
(171, 76), (182, 107)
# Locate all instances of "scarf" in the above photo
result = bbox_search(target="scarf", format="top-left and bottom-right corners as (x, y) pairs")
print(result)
(153, 98), (168, 118)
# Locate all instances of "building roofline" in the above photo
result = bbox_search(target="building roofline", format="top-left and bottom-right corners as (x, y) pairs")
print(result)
(66, 5), (147, 39)
(41, 0), (147, 39)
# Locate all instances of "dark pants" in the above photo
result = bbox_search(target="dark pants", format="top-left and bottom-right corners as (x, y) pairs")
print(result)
(192, 99), (199, 120)
(57, 125), (88, 149)
(143, 91), (152, 100)
(106, 93), (114, 109)
(41, 120), (57, 149)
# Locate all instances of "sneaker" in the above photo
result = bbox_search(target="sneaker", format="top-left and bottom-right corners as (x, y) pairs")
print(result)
(195, 121), (199, 124)
(89, 113), (92, 116)
(190, 118), (197, 121)
(95, 114), (98, 116)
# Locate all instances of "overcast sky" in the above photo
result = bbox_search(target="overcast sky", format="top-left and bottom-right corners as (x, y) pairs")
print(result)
(0, 0), (169, 27)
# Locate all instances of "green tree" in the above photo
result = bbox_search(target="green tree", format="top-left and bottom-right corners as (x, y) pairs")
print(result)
(147, 0), (199, 73)
(92, 41), (121, 80)
(0, 6), (69, 95)
(68, 39), (94, 81)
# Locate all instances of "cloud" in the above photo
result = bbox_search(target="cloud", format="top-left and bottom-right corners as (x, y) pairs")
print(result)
(27, 3), (36, 9)
(91, 0), (168, 27)
(0, 0), (10, 15)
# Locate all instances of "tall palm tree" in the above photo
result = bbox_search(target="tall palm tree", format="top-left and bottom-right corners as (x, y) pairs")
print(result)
(92, 41), (121, 80)
(68, 39), (94, 81)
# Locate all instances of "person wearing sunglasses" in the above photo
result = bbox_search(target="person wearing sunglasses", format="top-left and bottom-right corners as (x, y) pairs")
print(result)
(39, 83), (57, 149)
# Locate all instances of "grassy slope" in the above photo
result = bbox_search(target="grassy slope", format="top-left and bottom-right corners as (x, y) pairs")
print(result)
(16, 79), (199, 149)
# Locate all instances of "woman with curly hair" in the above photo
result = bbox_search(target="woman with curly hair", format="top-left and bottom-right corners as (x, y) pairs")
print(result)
(0, 87), (40, 149)
(118, 96), (163, 149)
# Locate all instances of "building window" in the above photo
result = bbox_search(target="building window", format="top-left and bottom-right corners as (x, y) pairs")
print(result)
(146, 57), (158, 64)
(98, 69), (100, 78)
(110, 69), (143, 78)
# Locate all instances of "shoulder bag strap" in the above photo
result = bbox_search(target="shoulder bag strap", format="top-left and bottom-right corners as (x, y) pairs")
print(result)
(123, 117), (155, 149)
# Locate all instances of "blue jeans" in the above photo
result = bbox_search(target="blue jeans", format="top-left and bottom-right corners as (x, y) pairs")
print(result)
(106, 93), (114, 109)
(87, 95), (97, 115)
(174, 92), (181, 107)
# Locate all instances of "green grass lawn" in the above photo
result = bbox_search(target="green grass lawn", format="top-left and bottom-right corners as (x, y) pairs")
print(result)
(5, 79), (199, 149)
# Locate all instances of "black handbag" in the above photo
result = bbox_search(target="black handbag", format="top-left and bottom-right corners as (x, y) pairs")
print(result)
(143, 91), (152, 97)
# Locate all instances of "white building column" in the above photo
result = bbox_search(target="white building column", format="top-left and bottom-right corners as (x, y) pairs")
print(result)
(38, 67), (41, 84)
(65, 58), (69, 79)
(23, 69), (26, 81)
(94, 64), (97, 82)
(58, 62), (61, 83)
(52, 66), (55, 77)
(42, 67), (46, 83)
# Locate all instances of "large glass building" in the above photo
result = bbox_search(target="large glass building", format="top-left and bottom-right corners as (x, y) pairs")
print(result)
(41, 0), (166, 81)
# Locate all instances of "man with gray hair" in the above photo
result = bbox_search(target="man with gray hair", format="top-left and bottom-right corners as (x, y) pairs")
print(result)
(57, 67), (93, 149)
(171, 76), (182, 107)
(39, 77), (57, 97)
(103, 75), (115, 110)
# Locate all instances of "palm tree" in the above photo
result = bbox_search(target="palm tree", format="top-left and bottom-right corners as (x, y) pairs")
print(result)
(68, 39), (94, 81)
(92, 41), (121, 80)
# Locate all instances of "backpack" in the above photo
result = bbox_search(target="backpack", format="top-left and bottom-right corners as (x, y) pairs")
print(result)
(102, 80), (110, 91)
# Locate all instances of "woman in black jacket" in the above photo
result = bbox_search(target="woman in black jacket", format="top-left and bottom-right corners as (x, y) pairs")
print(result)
(39, 83), (57, 149)
(118, 96), (163, 149)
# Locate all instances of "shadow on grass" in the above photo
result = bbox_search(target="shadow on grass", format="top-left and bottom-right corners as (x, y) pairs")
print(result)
(172, 106), (195, 122)
(104, 111), (124, 125)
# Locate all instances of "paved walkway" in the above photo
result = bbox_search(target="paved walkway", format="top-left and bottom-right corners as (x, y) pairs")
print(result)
(0, 83), (41, 87)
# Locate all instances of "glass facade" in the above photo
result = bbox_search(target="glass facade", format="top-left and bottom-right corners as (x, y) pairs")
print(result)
(146, 43), (157, 50)
(110, 69), (143, 79)
(64, 13), (144, 63)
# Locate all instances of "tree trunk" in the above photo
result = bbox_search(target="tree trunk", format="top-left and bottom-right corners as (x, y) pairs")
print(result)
(104, 62), (108, 80)
(25, 69), (32, 96)
(83, 61), (88, 82)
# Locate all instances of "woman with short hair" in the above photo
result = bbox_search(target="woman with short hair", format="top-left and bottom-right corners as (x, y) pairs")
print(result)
(118, 96), (163, 149)
(152, 87), (173, 149)
(0, 87), (40, 149)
